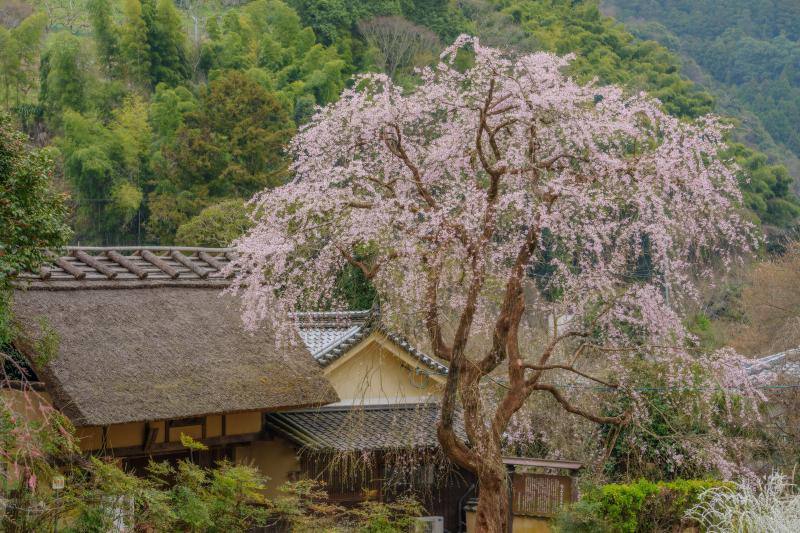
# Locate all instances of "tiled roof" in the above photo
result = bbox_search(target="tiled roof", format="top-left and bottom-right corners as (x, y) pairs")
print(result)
(15, 246), (235, 287)
(265, 403), (463, 452)
(747, 348), (800, 383)
(295, 310), (372, 358)
(294, 310), (448, 374)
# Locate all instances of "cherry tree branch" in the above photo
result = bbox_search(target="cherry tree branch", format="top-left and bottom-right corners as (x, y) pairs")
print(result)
(381, 123), (437, 208)
(521, 362), (618, 389)
(531, 383), (628, 425)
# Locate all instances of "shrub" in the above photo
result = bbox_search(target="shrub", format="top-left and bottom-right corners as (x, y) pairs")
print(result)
(554, 478), (733, 533)
(686, 472), (800, 532)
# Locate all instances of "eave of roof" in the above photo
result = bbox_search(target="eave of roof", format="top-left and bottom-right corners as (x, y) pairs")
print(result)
(294, 310), (449, 375)
(747, 347), (800, 382)
(265, 403), (464, 452)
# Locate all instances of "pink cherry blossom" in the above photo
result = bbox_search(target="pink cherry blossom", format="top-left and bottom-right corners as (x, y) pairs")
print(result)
(228, 36), (760, 531)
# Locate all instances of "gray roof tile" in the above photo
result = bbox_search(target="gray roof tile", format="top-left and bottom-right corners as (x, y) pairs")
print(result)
(294, 310), (449, 375)
(265, 403), (464, 451)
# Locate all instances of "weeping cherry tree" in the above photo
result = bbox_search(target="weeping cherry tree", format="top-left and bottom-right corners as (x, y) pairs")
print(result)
(228, 37), (760, 531)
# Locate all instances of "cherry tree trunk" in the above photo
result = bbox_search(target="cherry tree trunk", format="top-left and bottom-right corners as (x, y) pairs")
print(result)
(474, 465), (510, 533)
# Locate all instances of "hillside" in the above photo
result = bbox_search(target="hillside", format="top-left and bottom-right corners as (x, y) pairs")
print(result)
(0, 0), (797, 245)
(602, 0), (800, 182)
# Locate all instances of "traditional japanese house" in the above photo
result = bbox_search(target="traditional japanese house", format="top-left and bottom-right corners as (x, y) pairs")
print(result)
(270, 311), (475, 530)
(7, 247), (476, 530)
(8, 247), (338, 494)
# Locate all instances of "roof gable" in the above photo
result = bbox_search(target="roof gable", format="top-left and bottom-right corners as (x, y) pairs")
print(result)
(295, 310), (448, 375)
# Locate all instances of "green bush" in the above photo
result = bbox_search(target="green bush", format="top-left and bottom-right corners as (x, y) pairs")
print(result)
(554, 479), (733, 533)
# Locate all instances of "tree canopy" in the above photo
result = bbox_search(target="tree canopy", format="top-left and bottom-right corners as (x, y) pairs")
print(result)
(228, 37), (762, 531)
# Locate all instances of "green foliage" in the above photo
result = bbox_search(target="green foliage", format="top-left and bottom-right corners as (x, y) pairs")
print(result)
(148, 70), (294, 242)
(554, 478), (733, 533)
(724, 142), (800, 227)
(348, 496), (424, 532)
(333, 256), (378, 310)
(468, 0), (799, 229)
(119, 0), (152, 87)
(0, 11), (47, 107)
(4, 0), (796, 250)
(0, 112), (71, 288)
(175, 199), (252, 247)
(146, 0), (190, 86)
(179, 432), (209, 452)
(149, 83), (197, 142)
(58, 102), (148, 243)
(270, 479), (423, 532)
(39, 32), (90, 118)
(489, 0), (713, 119)
(596, 361), (748, 482)
(606, 0), (800, 170)
(32, 316), (60, 367)
(87, 0), (119, 77)
(199, 0), (350, 113)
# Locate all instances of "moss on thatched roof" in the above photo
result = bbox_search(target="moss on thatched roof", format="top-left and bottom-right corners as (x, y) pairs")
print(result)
(12, 250), (338, 426)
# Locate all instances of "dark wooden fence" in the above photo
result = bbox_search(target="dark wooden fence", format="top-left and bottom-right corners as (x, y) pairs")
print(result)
(511, 472), (574, 518)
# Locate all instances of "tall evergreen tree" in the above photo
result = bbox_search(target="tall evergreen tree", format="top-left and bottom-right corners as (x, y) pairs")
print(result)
(146, 0), (190, 86)
(88, 0), (120, 77)
(119, 0), (151, 87)
(39, 33), (88, 118)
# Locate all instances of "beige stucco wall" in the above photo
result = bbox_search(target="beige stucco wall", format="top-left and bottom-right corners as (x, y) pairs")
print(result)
(226, 411), (262, 435)
(235, 437), (301, 498)
(1, 389), (52, 422)
(107, 422), (146, 448)
(206, 414), (222, 438)
(324, 333), (445, 403)
(168, 423), (202, 441)
(75, 426), (103, 450)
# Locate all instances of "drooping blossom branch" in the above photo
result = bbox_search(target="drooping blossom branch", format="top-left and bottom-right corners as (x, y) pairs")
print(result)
(227, 36), (759, 532)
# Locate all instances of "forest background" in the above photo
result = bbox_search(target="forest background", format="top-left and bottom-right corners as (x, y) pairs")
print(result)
(0, 0), (798, 249)
(2, 0), (800, 359)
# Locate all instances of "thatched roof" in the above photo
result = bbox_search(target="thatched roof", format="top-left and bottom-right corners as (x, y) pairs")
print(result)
(12, 247), (338, 427)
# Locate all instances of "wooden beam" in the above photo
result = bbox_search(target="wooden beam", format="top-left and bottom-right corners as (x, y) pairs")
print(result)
(502, 456), (583, 471)
(106, 250), (148, 279)
(144, 425), (159, 452)
(106, 432), (263, 458)
(74, 250), (117, 280)
(1, 380), (47, 392)
(140, 250), (180, 279)
(49, 254), (86, 280)
(39, 266), (51, 280)
(171, 250), (209, 279)
(198, 251), (226, 272)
